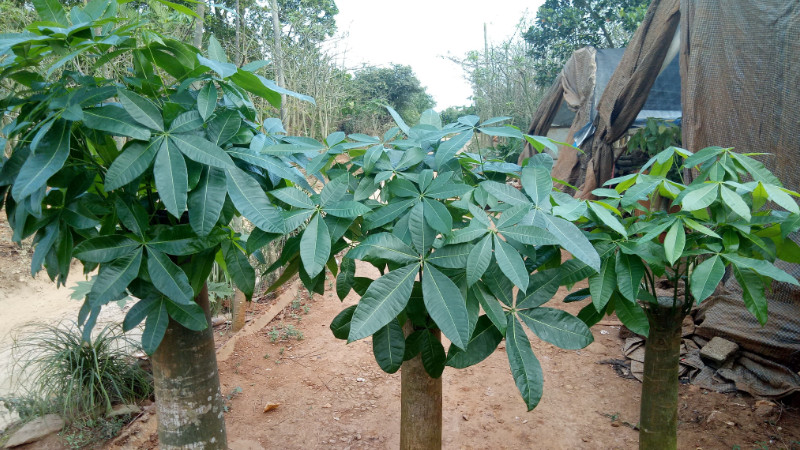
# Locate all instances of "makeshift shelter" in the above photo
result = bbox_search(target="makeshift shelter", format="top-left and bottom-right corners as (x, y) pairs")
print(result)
(521, 0), (800, 397)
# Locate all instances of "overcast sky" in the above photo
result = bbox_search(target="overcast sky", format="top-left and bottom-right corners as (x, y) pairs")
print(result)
(333, 0), (544, 110)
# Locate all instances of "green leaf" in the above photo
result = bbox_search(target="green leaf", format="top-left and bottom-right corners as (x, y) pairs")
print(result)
(506, 315), (543, 411)
(153, 0), (200, 18)
(372, 319), (405, 374)
(142, 300), (168, 354)
(146, 248), (194, 305)
(483, 265), (514, 306)
(385, 105), (410, 134)
(206, 110), (241, 147)
(721, 254), (799, 285)
(170, 134), (234, 169)
(541, 214), (600, 271)
(409, 201), (436, 254)
(499, 225), (558, 246)
(419, 109), (442, 129)
(480, 180), (529, 206)
(165, 300), (207, 331)
(12, 119), (70, 200)
(348, 263), (418, 341)
(419, 329), (447, 378)
(330, 305), (357, 339)
(74, 235), (140, 263)
(683, 218), (720, 239)
(197, 83), (218, 121)
(363, 198), (415, 230)
(518, 307), (593, 350)
(732, 266), (768, 325)
(117, 89), (163, 131)
(422, 264), (470, 350)
(336, 258), (356, 300)
(681, 183), (718, 211)
(589, 252), (616, 311)
(123, 297), (159, 332)
(615, 252), (644, 302)
(188, 167), (227, 236)
(493, 235), (529, 292)
(762, 183), (800, 214)
(198, 54), (237, 78)
(613, 294), (649, 336)
(154, 137), (188, 218)
(324, 201), (372, 218)
(206, 34), (228, 62)
(466, 234), (493, 285)
(729, 153), (781, 186)
(588, 202), (626, 237)
(435, 130), (473, 169)
(446, 316), (503, 369)
(105, 140), (159, 191)
(689, 255), (725, 303)
(32, 0), (67, 24)
(225, 167), (285, 233)
(517, 268), (561, 309)
(222, 240), (255, 300)
(83, 106), (151, 141)
(427, 243), (471, 269)
(521, 165), (551, 206)
(664, 220), (685, 266)
(470, 284), (506, 334)
(300, 214), (330, 278)
(422, 198), (453, 234)
(88, 248), (142, 307)
(347, 233), (418, 264)
(720, 185), (751, 221)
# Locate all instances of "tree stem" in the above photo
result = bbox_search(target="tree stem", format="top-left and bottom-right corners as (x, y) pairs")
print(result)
(400, 322), (442, 450)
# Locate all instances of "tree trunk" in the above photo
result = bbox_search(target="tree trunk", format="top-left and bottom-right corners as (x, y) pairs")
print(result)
(151, 284), (227, 449)
(192, 0), (205, 49)
(639, 298), (685, 450)
(231, 288), (247, 332)
(269, 0), (286, 123)
(400, 323), (442, 450)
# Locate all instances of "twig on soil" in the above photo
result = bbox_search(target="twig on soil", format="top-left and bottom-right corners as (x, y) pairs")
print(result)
(597, 411), (639, 430)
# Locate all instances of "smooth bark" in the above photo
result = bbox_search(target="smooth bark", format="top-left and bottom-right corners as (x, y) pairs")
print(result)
(231, 288), (247, 332)
(151, 284), (227, 449)
(400, 323), (442, 450)
(639, 298), (685, 450)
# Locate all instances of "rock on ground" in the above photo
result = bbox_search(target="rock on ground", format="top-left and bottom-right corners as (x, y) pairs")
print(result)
(3, 414), (64, 448)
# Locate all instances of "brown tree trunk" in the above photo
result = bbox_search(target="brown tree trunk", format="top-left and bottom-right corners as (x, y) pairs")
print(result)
(151, 284), (227, 449)
(639, 298), (685, 450)
(231, 288), (247, 332)
(400, 323), (442, 450)
(192, 0), (205, 49)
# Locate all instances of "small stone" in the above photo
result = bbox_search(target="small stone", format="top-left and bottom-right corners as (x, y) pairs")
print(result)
(322, 403), (332, 408)
(522, 419), (528, 424)
(700, 337), (739, 367)
(462, 414), (469, 421)
(356, 377), (365, 382)
(725, 421), (735, 426)
(355, 434), (361, 440)
(611, 420), (621, 427)
(3, 414), (64, 448)
(582, 437), (589, 442)
(263, 403), (280, 413)
(754, 400), (779, 418)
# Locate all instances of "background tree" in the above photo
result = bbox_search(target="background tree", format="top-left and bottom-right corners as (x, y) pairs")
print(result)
(523, 0), (649, 86)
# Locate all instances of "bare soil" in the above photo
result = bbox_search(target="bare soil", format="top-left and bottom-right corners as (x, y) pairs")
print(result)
(2, 212), (800, 448)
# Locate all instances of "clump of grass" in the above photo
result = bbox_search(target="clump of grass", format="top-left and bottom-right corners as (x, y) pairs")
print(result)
(267, 324), (304, 342)
(4, 321), (153, 422)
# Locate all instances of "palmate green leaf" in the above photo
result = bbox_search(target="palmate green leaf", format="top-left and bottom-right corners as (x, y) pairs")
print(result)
(165, 299), (207, 331)
(499, 225), (558, 246)
(188, 167), (227, 236)
(541, 214), (600, 271)
(117, 89), (163, 131)
(83, 106), (151, 141)
(146, 248), (194, 305)
(720, 185), (751, 221)
(761, 183), (800, 214)
(422, 197), (453, 234)
(300, 214), (330, 278)
(517, 307), (593, 350)
(206, 110), (241, 147)
(422, 264), (470, 350)
(729, 152), (781, 186)
(330, 305), (357, 339)
(613, 293), (649, 336)
(470, 284), (506, 334)
(733, 266), (768, 325)
(363, 198), (415, 230)
(480, 180), (529, 206)
(348, 263), (418, 342)
(589, 252), (616, 311)
(197, 83), (217, 121)
(324, 201), (372, 218)
(577, 301), (605, 327)
(409, 201), (436, 254)
(419, 329), (447, 378)
(347, 233), (418, 264)
(336, 258), (356, 300)
(484, 265), (514, 306)
(32, 0), (67, 24)
(427, 243), (471, 269)
(154, 137), (188, 218)
(123, 297), (160, 332)
(521, 165), (551, 206)
(517, 268), (561, 309)
(721, 254), (799, 285)
(664, 221), (685, 266)
(228, 147), (313, 191)
(506, 315), (543, 411)
(105, 140), (160, 191)
(689, 254), (725, 303)
(31, 222), (58, 277)
(493, 235), (529, 292)
(435, 129), (473, 169)
(681, 183), (718, 211)
(168, 111), (204, 133)
(588, 201), (626, 237)
(446, 315), (503, 369)
(142, 299), (168, 355)
(73, 235), (140, 263)
(222, 240), (255, 300)
(372, 318), (405, 374)
(271, 187), (315, 209)
(615, 252), (644, 301)
(225, 167), (285, 233)
(12, 119), (70, 200)
(466, 234), (492, 285)
(170, 134), (234, 169)
(88, 247), (142, 307)
(198, 54), (237, 78)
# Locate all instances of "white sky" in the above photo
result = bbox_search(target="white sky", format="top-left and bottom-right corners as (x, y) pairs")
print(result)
(334, 0), (544, 110)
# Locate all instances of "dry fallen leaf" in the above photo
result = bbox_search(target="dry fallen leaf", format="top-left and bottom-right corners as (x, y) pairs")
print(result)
(263, 403), (280, 413)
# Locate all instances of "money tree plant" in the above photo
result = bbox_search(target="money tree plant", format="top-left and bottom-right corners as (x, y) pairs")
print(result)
(0, 1), (324, 447)
(328, 109), (602, 448)
(573, 146), (800, 449)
